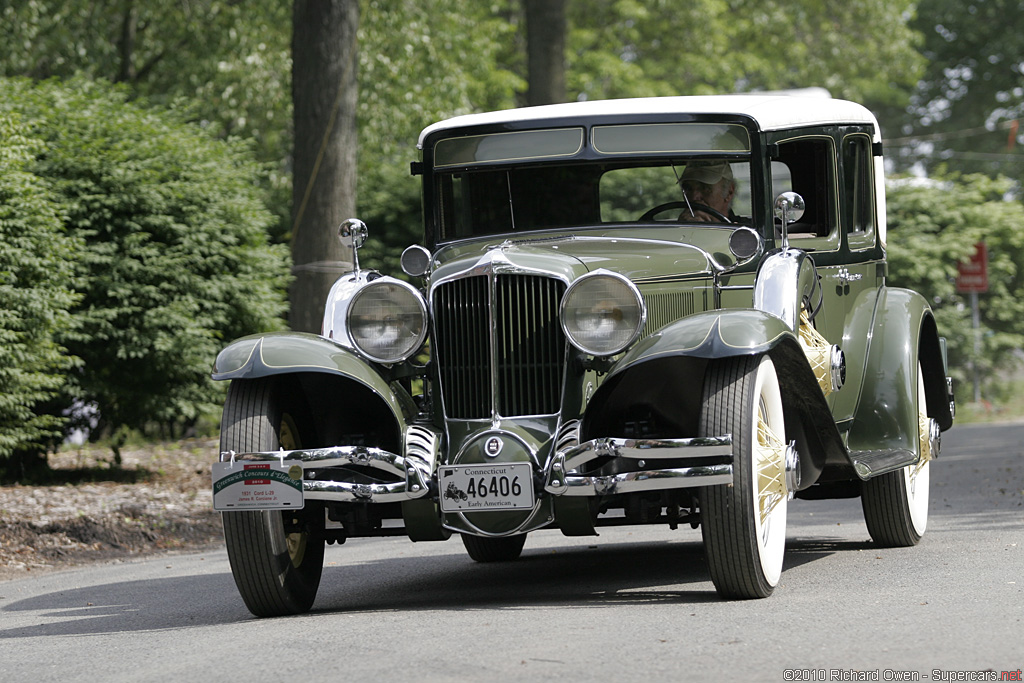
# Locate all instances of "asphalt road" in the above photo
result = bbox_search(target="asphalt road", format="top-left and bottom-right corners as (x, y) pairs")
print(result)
(1, 422), (1021, 683)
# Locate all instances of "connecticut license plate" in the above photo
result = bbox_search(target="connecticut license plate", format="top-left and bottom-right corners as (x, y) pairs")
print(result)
(439, 462), (534, 512)
(212, 461), (304, 511)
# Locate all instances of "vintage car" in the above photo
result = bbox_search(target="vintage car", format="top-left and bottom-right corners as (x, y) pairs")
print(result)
(211, 95), (955, 617)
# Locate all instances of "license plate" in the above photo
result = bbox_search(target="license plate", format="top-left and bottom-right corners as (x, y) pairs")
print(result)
(212, 461), (304, 511)
(439, 463), (534, 512)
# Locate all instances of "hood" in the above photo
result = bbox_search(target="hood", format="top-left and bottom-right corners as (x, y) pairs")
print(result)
(430, 230), (727, 285)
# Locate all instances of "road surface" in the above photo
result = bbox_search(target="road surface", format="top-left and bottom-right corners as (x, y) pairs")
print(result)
(1, 422), (1020, 682)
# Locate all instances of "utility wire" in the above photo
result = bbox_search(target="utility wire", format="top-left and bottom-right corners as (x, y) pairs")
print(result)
(884, 118), (1019, 146)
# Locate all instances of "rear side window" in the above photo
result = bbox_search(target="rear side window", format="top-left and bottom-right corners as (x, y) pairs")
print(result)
(843, 135), (875, 237)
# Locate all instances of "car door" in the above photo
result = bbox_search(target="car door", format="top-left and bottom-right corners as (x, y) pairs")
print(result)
(827, 129), (886, 424)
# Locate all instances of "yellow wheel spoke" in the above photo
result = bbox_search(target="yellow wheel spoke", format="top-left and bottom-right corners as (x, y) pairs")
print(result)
(756, 412), (787, 525)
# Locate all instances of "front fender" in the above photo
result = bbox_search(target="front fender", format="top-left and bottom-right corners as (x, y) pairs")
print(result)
(614, 309), (793, 363)
(213, 332), (415, 425)
(582, 310), (850, 488)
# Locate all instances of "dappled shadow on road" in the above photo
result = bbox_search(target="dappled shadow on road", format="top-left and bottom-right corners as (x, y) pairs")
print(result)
(315, 539), (720, 615)
(0, 570), (248, 639)
(0, 533), (854, 635)
(311, 534), (837, 616)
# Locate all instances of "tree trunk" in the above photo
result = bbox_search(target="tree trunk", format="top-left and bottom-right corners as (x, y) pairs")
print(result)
(116, 2), (137, 83)
(523, 0), (567, 106)
(290, 1), (359, 333)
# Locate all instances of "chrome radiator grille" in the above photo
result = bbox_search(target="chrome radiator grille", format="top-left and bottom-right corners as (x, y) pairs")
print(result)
(433, 274), (567, 419)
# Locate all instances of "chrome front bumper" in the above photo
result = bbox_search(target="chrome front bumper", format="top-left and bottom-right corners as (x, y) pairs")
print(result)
(219, 425), (440, 504)
(218, 429), (735, 505)
(219, 445), (434, 503)
(544, 435), (733, 496)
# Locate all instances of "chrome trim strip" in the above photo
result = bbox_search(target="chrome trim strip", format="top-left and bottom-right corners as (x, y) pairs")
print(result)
(304, 479), (419, 503)
(556, 435), (733, 472)
(545, 434), (734, 495)
(549, 464), (733, 496)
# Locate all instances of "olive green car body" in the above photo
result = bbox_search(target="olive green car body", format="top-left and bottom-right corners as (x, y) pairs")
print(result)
(213, 96), (953, 613)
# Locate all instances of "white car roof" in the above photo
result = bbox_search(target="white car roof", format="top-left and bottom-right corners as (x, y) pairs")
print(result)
(417, 95), (880, 148)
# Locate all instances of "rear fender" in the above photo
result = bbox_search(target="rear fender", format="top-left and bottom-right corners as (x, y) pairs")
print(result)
(848, 288), (952, 457)
(582, 310), (849, 489)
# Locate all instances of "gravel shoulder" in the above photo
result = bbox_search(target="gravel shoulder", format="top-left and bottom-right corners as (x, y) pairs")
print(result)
(0, 439), (223, 581)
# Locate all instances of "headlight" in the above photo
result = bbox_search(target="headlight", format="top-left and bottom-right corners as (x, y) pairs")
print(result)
(346, 278), (427, 363)
(560, 271), (645, 357)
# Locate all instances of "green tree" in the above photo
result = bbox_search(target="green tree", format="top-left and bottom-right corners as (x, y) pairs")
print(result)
(885, 173), (1024, 403)
(355, 0), (522, 272)
(1, 77), (291, 451)
(1, 0), (295, 230)
(884, 0), (1024, 178)
(561, 0), (923, 105)
(0, 111), (79, 470)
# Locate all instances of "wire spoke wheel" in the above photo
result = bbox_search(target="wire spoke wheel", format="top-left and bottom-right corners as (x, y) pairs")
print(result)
(221, 378), (325, 617)
(861, 362), (931, 547)
(700, 355), (788, 599)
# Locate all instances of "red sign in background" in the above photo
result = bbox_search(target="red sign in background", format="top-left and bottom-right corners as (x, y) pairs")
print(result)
(956, 242), (988, 294)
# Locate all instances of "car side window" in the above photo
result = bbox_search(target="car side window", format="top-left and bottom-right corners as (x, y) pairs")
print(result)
(842, 134), (875, 239)
(771, 136), (838, 247)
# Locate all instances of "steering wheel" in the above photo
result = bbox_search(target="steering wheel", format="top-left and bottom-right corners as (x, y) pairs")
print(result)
(639, 201), (731, 223)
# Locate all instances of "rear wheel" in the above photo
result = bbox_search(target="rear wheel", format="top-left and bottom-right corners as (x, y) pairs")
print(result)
(700, 355), (788, 599)
(861, 362), (931, 547)
(221, 378), (325, 617)
(461, 533), (527, 562)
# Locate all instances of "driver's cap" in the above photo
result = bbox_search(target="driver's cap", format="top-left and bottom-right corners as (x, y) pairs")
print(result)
(679, 161), (733, 185)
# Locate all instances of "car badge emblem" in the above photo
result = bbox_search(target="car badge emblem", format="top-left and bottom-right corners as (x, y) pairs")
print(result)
(484, 437), (503, 458)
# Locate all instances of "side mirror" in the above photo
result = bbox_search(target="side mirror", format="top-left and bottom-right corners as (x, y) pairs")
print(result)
(773, 192), (805, 250)
(338, 218), (368, 272)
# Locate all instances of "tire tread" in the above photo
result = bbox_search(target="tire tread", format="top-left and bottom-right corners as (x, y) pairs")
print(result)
(701, 355), (775, 599)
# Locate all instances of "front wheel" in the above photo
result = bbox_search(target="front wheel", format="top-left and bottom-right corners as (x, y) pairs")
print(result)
(221, 377), (325, 617)
(861, 362), (931, 547)
(700, 355), (789, 599)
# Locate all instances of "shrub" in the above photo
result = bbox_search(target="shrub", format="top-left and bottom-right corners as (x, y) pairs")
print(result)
(886, 174), (1024, 403)
(0, 111), (78, 463)
(1, 77), (291, 450)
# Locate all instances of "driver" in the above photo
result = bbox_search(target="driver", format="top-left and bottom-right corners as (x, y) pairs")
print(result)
(678, 160), (736, 223)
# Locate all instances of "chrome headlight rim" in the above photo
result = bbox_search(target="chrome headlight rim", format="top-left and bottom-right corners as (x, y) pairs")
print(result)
(560, 269), (646, 358)
(345, 277), (428, 364)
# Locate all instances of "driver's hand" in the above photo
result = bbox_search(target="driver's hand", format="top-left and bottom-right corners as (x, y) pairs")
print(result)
(678, 209), (716, 222)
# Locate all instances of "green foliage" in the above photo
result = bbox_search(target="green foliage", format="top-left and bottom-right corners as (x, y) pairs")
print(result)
(886, 0), (1024, 178)
(0, 77), (290, 444)
(561, 0), (924, 105)
(355, 0), (523, 271)
(0, 111), (79, 459)
(885, 173), (1024, 399)
(0, 0), (927, 274)
(1, 0), (295, 233)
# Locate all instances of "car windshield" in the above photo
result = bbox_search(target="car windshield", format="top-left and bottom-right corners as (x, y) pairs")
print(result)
(431, 122), (754, 242)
